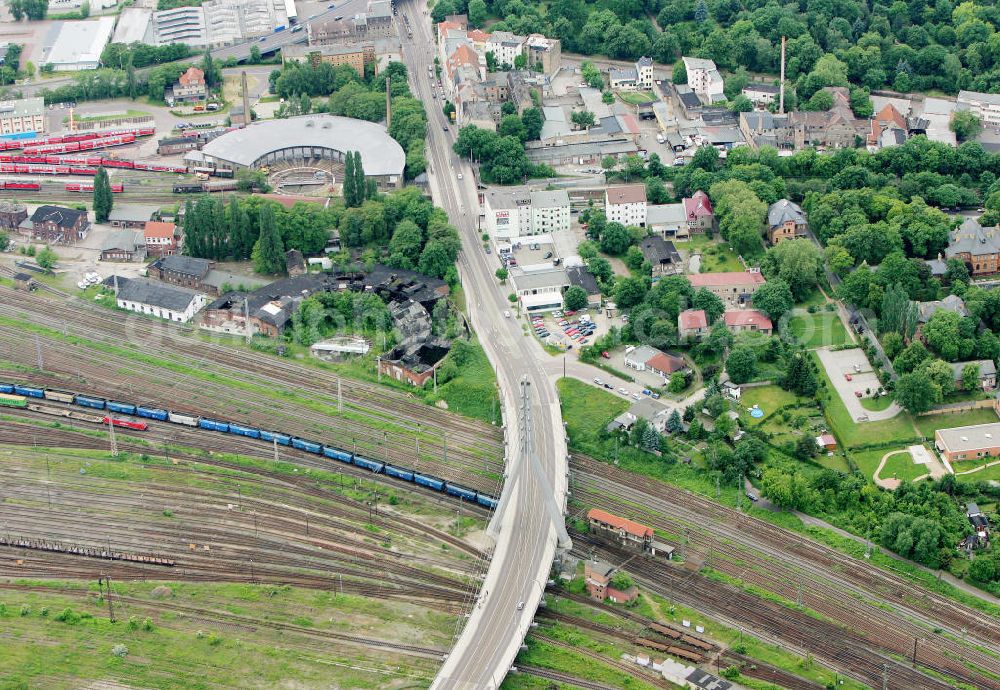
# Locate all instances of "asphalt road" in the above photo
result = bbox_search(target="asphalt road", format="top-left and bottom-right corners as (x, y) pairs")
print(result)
(392, 2), (568, 688)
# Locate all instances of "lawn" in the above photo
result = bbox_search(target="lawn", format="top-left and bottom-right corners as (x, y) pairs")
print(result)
(557, 377), (629, 454)
(881, 450), (932, 482)
(617, 90), (656, 105)
(674, 234), (743, 273)
(795, 288), (828, 309)
(784, 312), (851, 349)
(860, 394), (894, 411)
(809, 351), (918, 448)
(914, 407), (1000, 439)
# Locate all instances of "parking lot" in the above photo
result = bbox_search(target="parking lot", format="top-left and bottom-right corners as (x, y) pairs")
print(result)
(527, 309), (599, 350)
(815, 347), (900, 422)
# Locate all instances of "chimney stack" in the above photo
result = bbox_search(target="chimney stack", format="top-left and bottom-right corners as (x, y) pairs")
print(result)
(779, 36), (786, 115)
(241, 70), (250, 125)
(386, 75), (392, 130)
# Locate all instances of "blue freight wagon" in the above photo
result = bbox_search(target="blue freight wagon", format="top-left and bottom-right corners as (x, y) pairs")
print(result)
(446, 484), (477, 501)
(477, 494), (498, 510)
(291, 438), (322, 454)
(0, 383), (13, 394)
(353, 456), (384, 473)
(413, 473), (445, 491)
(198, 418), (224, 431)
(14, 385), (44, 398)
(75, 395), (107, 409)
(106, 401), (137, 415)
(229, 423), (261, 439)
(384, 464), (414, 482)
(136, 406), (168, 421)
(322, 446), (353, 463)
(259, 430), (291, 446)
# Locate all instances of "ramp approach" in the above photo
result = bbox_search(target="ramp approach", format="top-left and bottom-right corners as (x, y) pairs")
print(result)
(395, 2), (571, 687)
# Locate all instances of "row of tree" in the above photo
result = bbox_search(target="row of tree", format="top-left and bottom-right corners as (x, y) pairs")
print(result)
(453, 125), (555, 184)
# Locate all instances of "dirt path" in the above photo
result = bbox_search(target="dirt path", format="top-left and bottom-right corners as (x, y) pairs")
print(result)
(873, 449), (907, 489)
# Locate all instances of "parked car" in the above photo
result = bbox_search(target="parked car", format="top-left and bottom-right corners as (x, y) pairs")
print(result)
(746, 492), (759, 502)
(618, 388), (628, 395)
(543, 251), (553, 259)
(604, 383), (614, 389)
(503, 311), (510, 318)
(844, 373), (852, 381)
(593, 378), (603, 385)
(642, 389), (652, 395)
(601, 351), (611, 359)
(632, 393), (641, 400)
(650, 393), (660, 399)
(579, 338), (589, 344)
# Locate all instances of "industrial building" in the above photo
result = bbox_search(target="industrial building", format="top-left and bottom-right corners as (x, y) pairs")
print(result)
(186, 115), (405, 190)
(42, 17), (116, 71)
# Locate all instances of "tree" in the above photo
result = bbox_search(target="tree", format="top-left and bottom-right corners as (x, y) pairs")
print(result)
(521, 107), (543, 140)
(495, 267), (509, 284)
(499, 114), (527, 141)
(894, 340), (931, 373)
(922, 309), (968, 361)
(692, 288), (725, 324)
(571, 110), (596, 130)
(467, 0), (487, 26)
(609, 571), (634, 591)
(920, 358), (954, 398)
(640, 425), (662, 452)
(342, 151), (358, 207)
(92, 167), (113, 223)
(614, 277), (647, 308)
(252, 203), (285, 275)
(0, 231), (8, 252)
(564, 285), (588, 311)
(795, 434), (819, 461)
(249, 45), (261, 63)
(727, 346), (758, 384)
(878, 284), (918, 338)
(201, 48), (219, 88)
(962, 363), (981, 391)
(666, 409), (683, 433)
(672, 59), (687, 85)
(895, 370), (940, 414)
(780, 352), (818, 396)
(761, 239), (823, 301)
(35, 246), (57, 272)
(353, 151), (368, 204)
(668, 372), (687, 393)
(418, 239), (453, 278)
(805, 90), (834, 111)
(729, 94), (753, 112)
(752, 279), (794, 321)
(602, 90), (614, 104)
(882, 331), (904, 360)
(950, 111), (982, 142)
(581, 60), (604, 89)
(600, 222), (632, 255)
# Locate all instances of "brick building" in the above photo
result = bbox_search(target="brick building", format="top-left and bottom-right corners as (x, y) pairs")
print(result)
(678, 308), (708, 340)
(587, 508), (653, 551)
(723, 309), (773, 335)
(687, 268), (766, 305)
(0, 201), (27, 232)
(171, 66), (207, 103)
(108, 204), (158, 229)
(100, 230), (146, 262)
(767, 199), (807, 245)
(27, 205), (90, 244)
(143, 221), (177, 256)
(584, 560), (638, 604)
(148, 255), (213, 290)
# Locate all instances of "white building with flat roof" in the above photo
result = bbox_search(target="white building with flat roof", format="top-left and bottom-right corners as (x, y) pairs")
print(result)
(682, 56), (724, 101)
(43, 17), (116, 71)
(529, 190), (570, 235)
(958, 90), (1000, 128)
(112, 8), (154, 45)
(483, 188), (531, 240)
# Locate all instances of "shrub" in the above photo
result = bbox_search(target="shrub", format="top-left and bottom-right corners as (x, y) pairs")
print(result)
(54, 607), (81, 624)
(111, 644), (129, 658)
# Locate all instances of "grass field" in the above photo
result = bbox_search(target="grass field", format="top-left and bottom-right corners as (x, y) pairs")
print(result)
(810, 352), (918, 448)
(860, 394), (894, 411)
(880, 450), (932, 481)
(914, 407), (1000, 439)
(785, 312), (851, 349)
(795, 288), (828, 309)
(616, 90), (656, 105)
(739, 385), (804, 421)
(675, 235), (743, 273)
(557, 378), (629, 455)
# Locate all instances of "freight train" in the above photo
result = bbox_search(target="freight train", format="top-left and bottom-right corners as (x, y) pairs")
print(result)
(0, 155), (188, 174)
(0, 127), (156, 152)
(173, 180), (240, 194)
(0, 181), (40, 191)
(22, 133), (139, 155)
(1, 392), (147, 429)
(2, 382), (499, 510)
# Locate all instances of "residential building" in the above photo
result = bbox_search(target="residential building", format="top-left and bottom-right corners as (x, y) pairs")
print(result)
(0, 202), (27, 232)
(683, 190), (714, 232)
(767, 199), (808, 245)
(687, 269), (766, 305)
(949, 360), (997, 390)
(723, 309), (773, 335)
(639, 236), (682, 275)
(935, 421), (1000, 463)
(605, 184), (647, 227)
(171, 66), (207, 103)
(144, 221), (178, 257)
(624, 345), (687, 379)
(281, 44), (373, 75)
(635, 56), (654, 89)
(148, 255), (214, 290)
(742, 82), (780, 108)
(529, 190), (571, 234)
(482, 188), (531, 239)
(587, 508), (653, 551)
(566, 266), (601, 307)
(510, 268), (569, 313)
(523, 34), (561, 75)
(917, 294), (969, 324)
(678, 309), (708, 340)
(0, 98), (45, 136)
(682, 56), (724, 101)
(609, 66), (638, 90)
(100, 231), (146, 262)
(957, 90), (1000, 128)
(27, 206), (89, 244)
(788, 88), (866, 149)
(108, 204), (159, 229)
(115, 276), (207, 323)
(946, 218), (1000, 275)
(43, 17), (116, 71)
(868, 103), (909, 149)
(739, 111), (794, 150)
(485, 31), (525, 67)
(584, 560), (638, 604)
(646, 203), (690, 239)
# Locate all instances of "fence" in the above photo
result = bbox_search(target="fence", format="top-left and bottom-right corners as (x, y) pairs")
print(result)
(918, 398), (997, 416)
(73, 115), (155, 131)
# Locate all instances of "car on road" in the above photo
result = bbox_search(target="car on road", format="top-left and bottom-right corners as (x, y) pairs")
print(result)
(618, 388), (628, 395)
(632, 393), (641, 400)
(442, 125), (449, 131)
(593, 378), (603, 385)
(517, 601), (525, 610)
(746, 492), (759, 502)
(650, 393), (660, 399)
(844, 373), (852, 381)
(543, 251), (553, 259)
(503, 310), (510, 318)
(457, 173), (463, 179)
(642, 389), (651, 395)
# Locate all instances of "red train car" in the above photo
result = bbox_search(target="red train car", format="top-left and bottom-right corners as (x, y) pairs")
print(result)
(104, 417), (148, 431)
(2, 181), (40, 191)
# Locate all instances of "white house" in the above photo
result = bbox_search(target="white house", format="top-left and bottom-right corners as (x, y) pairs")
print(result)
(742, 82), (780, 108)
(486, 30), (525, 67)
(529, 190), (570, 234)
(635, 56), (654, 89)
(682, 56), (724, 102)
(605, 184), (647, 227)
(957, 90), (1000, 128)
(483, 188), (532, 240)
(114, 277), (206, 323)
(609, 66), (638, 90)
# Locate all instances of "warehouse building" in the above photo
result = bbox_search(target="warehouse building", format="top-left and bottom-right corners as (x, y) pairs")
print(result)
(42, 17), (116, 71)
(114, 276), (207, 323)
(186, 115), (405, 190)
(935, 417), (1000, 464)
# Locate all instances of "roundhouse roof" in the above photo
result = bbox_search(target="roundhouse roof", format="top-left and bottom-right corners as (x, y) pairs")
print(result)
(196, 115), (405, 176)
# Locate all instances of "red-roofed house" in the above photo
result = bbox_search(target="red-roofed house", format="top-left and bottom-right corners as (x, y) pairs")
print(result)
(588, 508), (653, 551)
(646, 351), (687, 377)
(678, 308), (708, 340)
(682, 190), (714, 232)
(143, 221), (177, 257)
(688, 268), (766, 305)
(816, 433), (837, 451)
(445, 44), (485, 96)
(171, 67), (207, 103)
(723, 309), (772, 335)
(868, 103), (908, 147)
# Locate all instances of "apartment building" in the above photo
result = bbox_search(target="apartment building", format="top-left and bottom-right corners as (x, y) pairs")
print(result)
(682, 56), (724, 102)
(605, 184), (647, 227)
(483, 188), (570, 239)
(0, 97), (45, 136)
(529, 190), (571, 234)
(958, 90), (1000, 128)
(687, 268), (766, 305)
